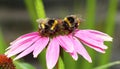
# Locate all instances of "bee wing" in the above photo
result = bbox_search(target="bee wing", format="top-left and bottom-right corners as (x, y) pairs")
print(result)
(36, 18), (50, 24)
(36, 18), (44, 23)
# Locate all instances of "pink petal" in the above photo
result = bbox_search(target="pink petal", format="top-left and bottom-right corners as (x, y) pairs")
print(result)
(82, 42), (105, 53)
(56, 35), (74, 53)
(76, 30), (112, 41)
(87, 30), (112, 41)
(10, 32), (39, 45)
(71, 36), (92, 62)
(7, 37), (40, 57)
(6, 35), (38, 50)
(5, 36), (37, 55)
(70, 51), (78, 60)
(33, 37), (49, 58)
(75, 30), (108, 50)
(14, 37), (42, 60)
(46, 37), (60, 69)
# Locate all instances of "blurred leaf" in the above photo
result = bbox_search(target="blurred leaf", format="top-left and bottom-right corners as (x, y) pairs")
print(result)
(94, 61), (120, 69)
(85, 0), (96, 29)
(24, 0), (38, 30)
(63, 52), (76, 69)
(99, 0), (118, 67)
(0, 29), (6, 54)
(14, 61), (35, 69)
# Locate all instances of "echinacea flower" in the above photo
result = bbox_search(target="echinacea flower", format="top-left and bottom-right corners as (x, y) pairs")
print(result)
(0, 54), (15, 69)
(5, 15), (112, 69)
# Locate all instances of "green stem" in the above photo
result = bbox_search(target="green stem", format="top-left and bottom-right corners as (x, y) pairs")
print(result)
(55, 48), (64, 69)
(57, 56), (65, 69)
(99, 0), (118, 67)
(35, 0), (46, 18)
(0, 29), (6, 54)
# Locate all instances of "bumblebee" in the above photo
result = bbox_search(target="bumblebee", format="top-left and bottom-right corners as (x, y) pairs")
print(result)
(62, 15), (81, 33)
(36, 15), (82, 37)
(37, 18), (59, 36)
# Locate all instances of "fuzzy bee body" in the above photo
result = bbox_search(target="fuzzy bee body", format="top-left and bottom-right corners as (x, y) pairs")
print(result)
(62, 15), (81, 33)
(37, 18), (59, 36)
(37, 15), (82, 37)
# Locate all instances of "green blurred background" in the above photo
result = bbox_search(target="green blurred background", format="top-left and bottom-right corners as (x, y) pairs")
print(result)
(0, 0), (120, 69)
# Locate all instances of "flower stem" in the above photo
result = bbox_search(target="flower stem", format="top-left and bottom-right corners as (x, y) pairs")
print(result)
(35, 0), (46, 18)
(55, 48), (65, 69)
(0, 29), (6, 54)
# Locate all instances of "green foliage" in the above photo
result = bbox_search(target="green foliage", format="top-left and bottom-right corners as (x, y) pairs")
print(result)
(78, 0), (96, 69)
(63, 52), (76, 69)
(14, 61), (35, 69)
(99, 0), (118, 67)
(94, 61), (120, 69)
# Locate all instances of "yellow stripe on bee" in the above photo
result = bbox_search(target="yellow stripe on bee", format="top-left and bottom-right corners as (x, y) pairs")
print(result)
(41, 23), (45, 29)
(64, 17), (72, 27)
(50, 20), (58, 30)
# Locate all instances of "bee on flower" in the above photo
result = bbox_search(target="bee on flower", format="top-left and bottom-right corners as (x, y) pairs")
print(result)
(5, 15), (112, 69)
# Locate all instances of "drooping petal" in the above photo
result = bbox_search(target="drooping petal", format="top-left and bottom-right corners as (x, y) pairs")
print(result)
(5, 36), (37, 55)
(82, 42), (105, 53)
(14, 38), (45, 60)
(56, 35), (74, 53)
(70, 36), (92, 62)
(69, 51), (78, 61)
(75, 30), (108, 52)
(7, 37), (40, 57)
(6, 35), (38, 50)
(33, 37), (49, 58)
(46, 37), (60, 69)
(75, 30), (108, 49)
(10, 32), (39, 45)
(87, 30), (112, 41)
